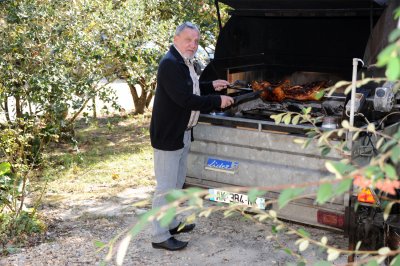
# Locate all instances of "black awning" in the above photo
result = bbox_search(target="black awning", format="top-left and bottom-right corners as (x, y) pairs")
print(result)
(200, 0), (392, 83)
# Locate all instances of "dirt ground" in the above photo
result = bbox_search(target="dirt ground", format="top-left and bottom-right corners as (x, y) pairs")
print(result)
(1, 186), (349, 266)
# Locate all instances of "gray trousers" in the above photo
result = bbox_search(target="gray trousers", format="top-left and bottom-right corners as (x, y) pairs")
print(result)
(152, 130), (191, 243)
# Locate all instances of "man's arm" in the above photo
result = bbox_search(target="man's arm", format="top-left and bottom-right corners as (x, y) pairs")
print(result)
(159, 59), (222, 111)
(199, 80), (230, 95)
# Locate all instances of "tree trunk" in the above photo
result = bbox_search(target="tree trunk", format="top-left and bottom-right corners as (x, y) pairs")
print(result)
(15, 95), (22, 119)
(145, 82), (156, 108)
(128, 82), (148, 115)
(4, 98), (11, 123)
(92, 97), (97, 119)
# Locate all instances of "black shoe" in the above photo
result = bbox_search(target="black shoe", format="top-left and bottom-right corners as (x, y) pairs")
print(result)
(169, 223), (196, 235)
(151, 237), (188, 251)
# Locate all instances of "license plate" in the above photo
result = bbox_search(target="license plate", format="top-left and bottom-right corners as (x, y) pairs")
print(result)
(205, 157), (239, 174)
(208, 189), (266, 210)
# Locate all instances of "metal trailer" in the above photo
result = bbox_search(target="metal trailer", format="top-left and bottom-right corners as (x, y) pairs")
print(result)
(186, 115), (346, 230)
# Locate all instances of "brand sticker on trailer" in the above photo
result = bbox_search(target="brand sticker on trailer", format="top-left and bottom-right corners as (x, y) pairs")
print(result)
(205, 157), (238, 174)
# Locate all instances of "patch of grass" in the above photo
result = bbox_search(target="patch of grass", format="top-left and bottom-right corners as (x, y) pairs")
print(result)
(0, 211), (46, 255)
(41, 113), (155, 200)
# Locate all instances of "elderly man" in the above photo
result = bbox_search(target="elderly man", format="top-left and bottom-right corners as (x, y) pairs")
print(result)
(150, 22), (234, 251)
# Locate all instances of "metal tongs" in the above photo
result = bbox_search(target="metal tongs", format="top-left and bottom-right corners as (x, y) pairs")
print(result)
(232, 90), (263, 104)
(227, 80), (274, 105)
(227, 80), (252, 91)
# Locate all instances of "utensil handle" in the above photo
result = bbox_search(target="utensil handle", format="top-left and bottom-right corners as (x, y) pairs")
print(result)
(232, 90), (262, 104)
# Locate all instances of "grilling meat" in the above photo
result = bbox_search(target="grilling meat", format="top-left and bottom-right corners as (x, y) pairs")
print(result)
(251, 80), (326, 102)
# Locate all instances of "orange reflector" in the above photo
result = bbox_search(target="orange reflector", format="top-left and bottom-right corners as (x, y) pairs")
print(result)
(357, 188), (376, 204)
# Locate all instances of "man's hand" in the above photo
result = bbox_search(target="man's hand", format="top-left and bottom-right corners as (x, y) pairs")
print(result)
(220, 95), (234, 109)
(213, 79), (230, 91)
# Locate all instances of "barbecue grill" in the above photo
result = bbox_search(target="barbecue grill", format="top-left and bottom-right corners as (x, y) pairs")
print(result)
(198, 0), (399, 132)
(187, 0), (400, 231)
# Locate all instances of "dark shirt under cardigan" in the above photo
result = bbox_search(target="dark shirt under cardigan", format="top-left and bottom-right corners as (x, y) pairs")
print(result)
(150, 45), (221, 151)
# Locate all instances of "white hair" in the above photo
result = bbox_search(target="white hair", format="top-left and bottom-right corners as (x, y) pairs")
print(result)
(175, 22), (200, 36)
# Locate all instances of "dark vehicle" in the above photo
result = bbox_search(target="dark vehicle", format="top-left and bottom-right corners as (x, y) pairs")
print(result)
(187, 0), (400, 263)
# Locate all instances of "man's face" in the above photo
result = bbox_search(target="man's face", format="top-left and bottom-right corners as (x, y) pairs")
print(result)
(173, 28), (199, 59)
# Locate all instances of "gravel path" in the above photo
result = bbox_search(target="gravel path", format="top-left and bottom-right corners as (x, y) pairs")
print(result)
(1, 186), (349, 265)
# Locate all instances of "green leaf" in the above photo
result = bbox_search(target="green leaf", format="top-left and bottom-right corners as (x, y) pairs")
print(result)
(283, 248), (292, 255)
(269, 210), (277, 218)
(278, 188), (304, 209)
(0, 162), (11, 176)
(271, 225), (278, 234)
(321, 147), (331, 157)
(325, 162), (342, 178)
(302, 107), (312, 115)
(283, 114), (291, 125)
(325, 161), (355, 178)
(341, 120), (350, 129)
(365, 260), (379, 266)
(335, 178), (353, 196)
(327, 248), (340, 261)
(394, 130), (400, 140)
(185, 187), (203, 195)
(129, 208), (158, 238)
(389, 28), (400, 42)
(391, 254), (400, 266)
(384, 164), (397, 179)
(313, 262), (332, 266)
(292, 115), (300, 125)
(303, 138), (312, 149)
(384, 202), (394, 221)
(352, 131), (360, 141)
(159, 207), (176, 228)
(297, 228), (310, 238)
(376, 137), (385, 149)
(315, 90), (325, 100)
(378, 247), (391, 255)
(94, 240), (106, 248)
(377, 43), (397, 67)
(390, 146), (400, 164)
(116, 234), (131, 266)
(270, 113), (285, 124)
(294, 138), (306, 144)
(199, 209), (212, 218)
(299, 239), (309, 252)
(355, 241), (362, 251)
(316, 183), (334, 205)
(395, 7), (400, 19)
(248, 189), (264, 203)
(185, 213), (196, 224)
(367, 123), (375, 133)
(364, 165), (381, 177)
(386, 57), (400, 81)
(306, 130), (318, 138)
(165, 190), (185, 203)
(381, 139), (397, 152)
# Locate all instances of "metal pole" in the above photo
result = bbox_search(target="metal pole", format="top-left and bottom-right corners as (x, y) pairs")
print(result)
(348, 58), (364, 151)
(346, 58), (363, 261)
